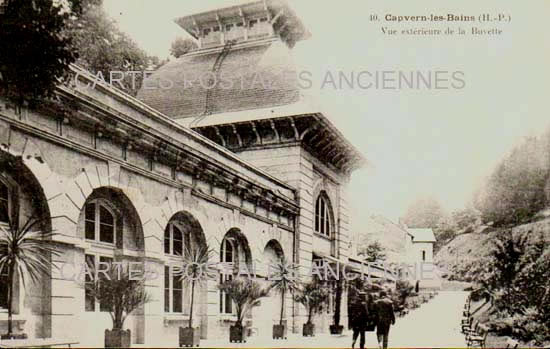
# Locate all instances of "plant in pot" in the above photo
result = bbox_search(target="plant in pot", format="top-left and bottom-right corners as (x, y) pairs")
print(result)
(268, 257), (300, 340)
(85, 262), (152, 348)
(218, 278), (268, 343)
(178, 243), (215, 347)
(294, 279), (329, 337)
(0, 213), (59, 340)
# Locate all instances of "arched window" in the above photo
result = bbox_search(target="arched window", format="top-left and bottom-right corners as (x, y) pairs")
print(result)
(219, 238), (235, 314)
(315, 193), (332, 237)
(84, 201), (116, 244)
(0, 180), (9, 223)
(164, 223), (187, 256)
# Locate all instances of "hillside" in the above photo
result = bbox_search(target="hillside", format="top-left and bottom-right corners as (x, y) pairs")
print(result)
(435, 217), (550, 281)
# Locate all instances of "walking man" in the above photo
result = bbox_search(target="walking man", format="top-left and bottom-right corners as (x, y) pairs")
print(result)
(374, 290), (395, 349)
(350, 292), (369, 349)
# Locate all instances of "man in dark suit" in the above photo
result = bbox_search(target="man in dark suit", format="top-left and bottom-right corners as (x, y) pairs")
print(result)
(349, 293), (369, 349)
(374, 290), (396, 349)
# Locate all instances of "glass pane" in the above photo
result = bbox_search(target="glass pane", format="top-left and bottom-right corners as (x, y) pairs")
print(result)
(0, 200), (8, 223)
(224, 241), (233, 263)
(173, 289), (182, 313)
(85, 255), (95, 282)
(164, 229), (170, 254)
(99, 205), (114, 225)
(85, 221), (95, 240)
(164, 267), (170, 312)
(225, 292), (232, 313)
(85, 203), (95, 221)
(99, 223), (114, 244)
(85, 288), (95, 312)
(164, 289), (170, 313)
(84, 254), (95, 312)
(0, 268), (8, 308)
(173, 238), (183, 256)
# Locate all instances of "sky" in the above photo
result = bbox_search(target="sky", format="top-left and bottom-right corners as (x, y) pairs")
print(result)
(103, 0), (550, 229)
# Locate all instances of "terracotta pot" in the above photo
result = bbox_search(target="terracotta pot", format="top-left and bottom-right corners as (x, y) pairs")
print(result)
(229, 324), (246, 343)
(273, 324), (287, 339)
(105, 329), (131, 348)
(303, 322), (315, 337)
(329, 324), (344, 335)
(179, 327), (200, 347)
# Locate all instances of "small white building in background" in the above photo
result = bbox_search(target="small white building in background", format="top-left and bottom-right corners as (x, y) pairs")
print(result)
(406, 228), (441, 290)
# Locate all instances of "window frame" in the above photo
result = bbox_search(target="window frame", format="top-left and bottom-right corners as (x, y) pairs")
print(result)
(84, 199), (118, 246)
(84, 253), (114, 313)
(163, 265), (190, 315)
(164, 222), (187, 256)
(219, 238), (236, 315)
(314, 194), (333, 238)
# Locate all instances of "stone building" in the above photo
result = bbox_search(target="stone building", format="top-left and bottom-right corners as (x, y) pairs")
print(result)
(0, 0), (365, 346)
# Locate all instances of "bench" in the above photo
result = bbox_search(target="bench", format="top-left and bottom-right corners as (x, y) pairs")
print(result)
(505, 338), (519, 349)
(461, 317), (473, 333)
(467, 325), (488, 348)
(0, 339), (79, 348)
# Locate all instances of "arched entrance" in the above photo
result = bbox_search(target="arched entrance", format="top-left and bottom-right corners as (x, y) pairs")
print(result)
(78, 186), (146, 346)
(0, 152), (53, 339)
(163, 211), (208, 338)
(255, 239), (285, 338)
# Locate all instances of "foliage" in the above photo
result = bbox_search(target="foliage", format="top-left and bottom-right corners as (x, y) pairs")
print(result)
(218, 278), (268, 327)
(85, 262), (152, 330)
(268, 257), (301, 325)
(294, 279), (329, 324)
(64, 2), (159, 96)
(178, 243), (215, 328)
(475, 134), (550, 227)
(358, 241), (387, 263)
(474, 232), (550, 344)
(0, 0), (80, 106)
(0, 214), (58, 337)
(402, 196), (446, 229)
(392, 279), (415, 309)
(170, 37), (198, 58)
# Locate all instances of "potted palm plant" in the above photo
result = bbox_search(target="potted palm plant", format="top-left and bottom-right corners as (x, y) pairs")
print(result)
(268, 257), (300, 340)
(294, 279), (329, 337)
(218, 278), (268, 343)
(85, 262), (152, 348)
(178, 243), (215, 348)
(0, 214), (58, 340)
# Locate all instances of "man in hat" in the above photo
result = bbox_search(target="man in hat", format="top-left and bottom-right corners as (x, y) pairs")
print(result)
(374, 290), (395, 349)
(350, 292), (369, 349)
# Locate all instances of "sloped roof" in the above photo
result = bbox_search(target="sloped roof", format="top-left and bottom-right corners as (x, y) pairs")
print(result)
(136, 40), (300, 119)
(408, 228), (436, 243)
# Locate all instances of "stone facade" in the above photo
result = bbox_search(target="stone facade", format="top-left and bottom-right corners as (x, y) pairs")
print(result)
(0, 0), (367, 346)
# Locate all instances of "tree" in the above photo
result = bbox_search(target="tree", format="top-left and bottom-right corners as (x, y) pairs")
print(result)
(402, 196), (446, 229)
(170, 37), (198, 58)
(294, 279), (329, 325)
(65, 1), (160, 96)
(0, 0), (80, 106)
(358, 241), (387, 263)
(85, 262), (152, 331)
(476, 135), (550, 226)
(268, 257), (301, 326)
(178, 243), (215, 329)
(0, 215), (59, 339)
(218, 278), (268, 328)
